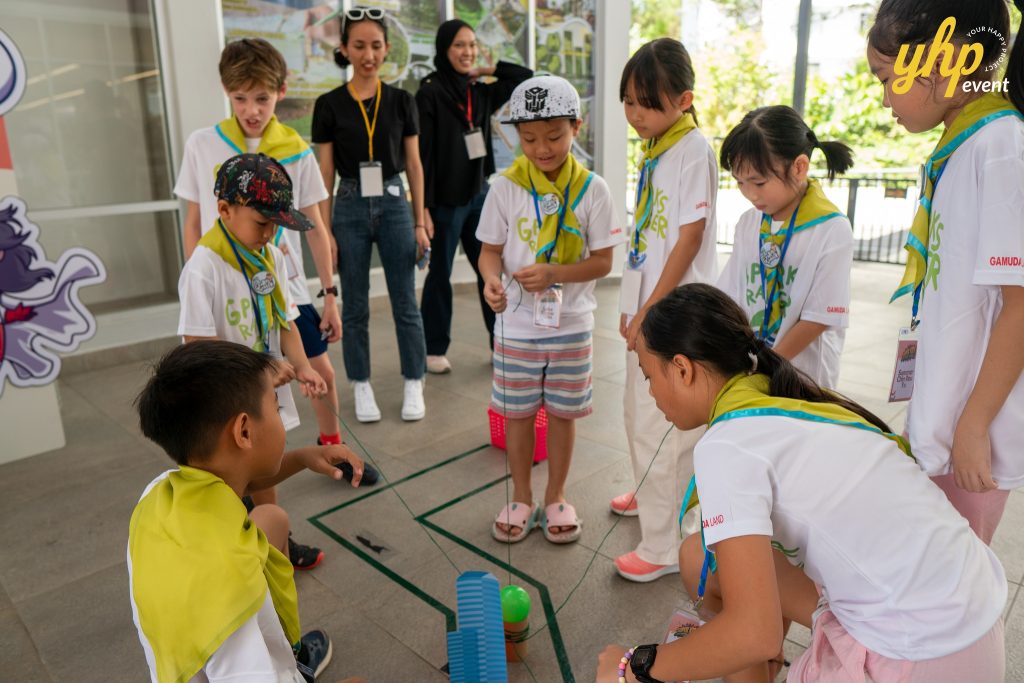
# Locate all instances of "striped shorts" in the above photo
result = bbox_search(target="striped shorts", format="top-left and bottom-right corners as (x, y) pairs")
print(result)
(490, 331), (593, 420)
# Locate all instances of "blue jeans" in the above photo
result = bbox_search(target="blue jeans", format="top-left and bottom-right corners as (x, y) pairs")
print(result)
(420, 189), (495, 355)
(333, 176), (426, 381)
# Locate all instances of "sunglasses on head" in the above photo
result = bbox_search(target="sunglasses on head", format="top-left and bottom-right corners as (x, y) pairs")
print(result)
(345, 8), (386, 21)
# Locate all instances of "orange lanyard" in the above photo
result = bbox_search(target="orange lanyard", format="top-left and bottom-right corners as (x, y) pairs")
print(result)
(347, 79), (382, 160)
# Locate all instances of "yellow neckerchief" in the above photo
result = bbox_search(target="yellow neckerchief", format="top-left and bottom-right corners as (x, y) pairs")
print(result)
(892, 93), (1024, 319)
(128, 466), (300, 683)
(630, 112), (697, 264)
(502, 153), (594, 265)
(710, 373), (912, 457)
(198, 220), (289, 352)
(214, 114), (311, 165)
(757, 179), (843, 342)
(347, 79), (382, 160)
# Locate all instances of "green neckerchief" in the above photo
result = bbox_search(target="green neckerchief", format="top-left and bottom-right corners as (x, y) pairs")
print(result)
(198, 220), (289, 352)
(892, 93), (1024, 318)
(757, 179), (843, 341)
(128, 466), (300, 683)
(630, 112), (697, 264)
(503, 153), (594, 265)
(215, 114), (311, 165)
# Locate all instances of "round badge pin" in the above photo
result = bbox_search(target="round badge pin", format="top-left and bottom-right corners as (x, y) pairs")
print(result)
(759, 242), (782, 268)
(539, 192), (561, 216)
(251, 271), (277, 295)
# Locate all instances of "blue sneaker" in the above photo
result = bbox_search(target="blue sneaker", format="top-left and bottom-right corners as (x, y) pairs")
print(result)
(296, 629), (333, 680)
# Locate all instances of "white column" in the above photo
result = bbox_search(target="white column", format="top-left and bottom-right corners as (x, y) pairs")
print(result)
(154, 0), (228, 186)
(594, 0), (631, 275)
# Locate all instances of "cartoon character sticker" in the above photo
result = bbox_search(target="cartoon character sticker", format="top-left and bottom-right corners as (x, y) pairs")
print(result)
(0, 28), (26, 117)
(0, 197), (105, 394)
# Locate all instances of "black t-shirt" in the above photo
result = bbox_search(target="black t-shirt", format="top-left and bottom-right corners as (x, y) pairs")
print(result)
(417, 61), (532, 208)
(311, 81), (419, 180)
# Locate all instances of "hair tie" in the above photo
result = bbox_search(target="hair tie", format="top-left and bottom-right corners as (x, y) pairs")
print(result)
(747, 350), (759, 375)
(807, 130), (820, 148)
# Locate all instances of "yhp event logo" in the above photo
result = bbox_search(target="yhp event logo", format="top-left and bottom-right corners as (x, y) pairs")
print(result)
(893, 17), (1009, 98)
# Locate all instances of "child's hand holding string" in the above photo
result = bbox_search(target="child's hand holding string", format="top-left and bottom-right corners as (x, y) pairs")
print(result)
(513, 263), (556, 293)
(270, 359), (296, 387)
(295, 365), (328, 399)
(483, 275), (508, 313)
(304, 443), (365, 487)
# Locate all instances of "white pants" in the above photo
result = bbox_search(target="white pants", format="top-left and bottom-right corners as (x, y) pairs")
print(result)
(623, 350), (703, 566)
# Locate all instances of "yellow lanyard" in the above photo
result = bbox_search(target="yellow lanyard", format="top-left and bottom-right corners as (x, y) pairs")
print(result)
(347, 79), (382, 161)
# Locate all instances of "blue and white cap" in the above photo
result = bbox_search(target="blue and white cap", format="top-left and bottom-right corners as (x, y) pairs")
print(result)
(502, 75), (580, 124)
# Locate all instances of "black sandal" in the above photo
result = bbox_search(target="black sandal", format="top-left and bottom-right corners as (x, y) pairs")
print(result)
(288, 534), (324, 571)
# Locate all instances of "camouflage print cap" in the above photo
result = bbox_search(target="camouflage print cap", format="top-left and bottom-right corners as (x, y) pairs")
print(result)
(214, 153), (313, 232)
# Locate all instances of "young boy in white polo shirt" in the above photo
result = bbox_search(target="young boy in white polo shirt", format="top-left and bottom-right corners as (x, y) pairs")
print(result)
(477, 75), (624, 545)
(174, 38), (380, 491)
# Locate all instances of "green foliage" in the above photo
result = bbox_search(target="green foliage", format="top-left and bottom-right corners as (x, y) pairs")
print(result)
(630, 0), (681, 50)
(804, 57), (939, 170)
(698, 31), (789, 143)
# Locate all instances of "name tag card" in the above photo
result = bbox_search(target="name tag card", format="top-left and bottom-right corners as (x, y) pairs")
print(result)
(889, 326), (918, 402)
(359, 161), (384, 197)
(619, 265), (642, 316)
(464, 128), (486, 160)
(534, 285), (562, 329)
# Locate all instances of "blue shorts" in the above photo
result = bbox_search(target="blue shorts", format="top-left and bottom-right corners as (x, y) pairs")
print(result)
(295, 304), (328, 358)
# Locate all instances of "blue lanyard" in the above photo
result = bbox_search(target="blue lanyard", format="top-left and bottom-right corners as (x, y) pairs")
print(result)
(530, 179), (571, 264)
(904, 109), (1024, 326)
(220, 220), (271, 352)
(756, 208), (799, 344)
(629, 158), (659, 266)
(679, 475), (716, 607)
(908, 160), (948, 327)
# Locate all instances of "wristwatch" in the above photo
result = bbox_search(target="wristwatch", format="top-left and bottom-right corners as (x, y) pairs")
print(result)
(317, 286), (339, 298)
(629, 644), (665, 683)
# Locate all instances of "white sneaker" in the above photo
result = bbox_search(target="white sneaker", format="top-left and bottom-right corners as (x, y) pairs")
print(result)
(401, 379), (426, 421)
(353, 381), (381, 423)
(426, 355), (452, 374)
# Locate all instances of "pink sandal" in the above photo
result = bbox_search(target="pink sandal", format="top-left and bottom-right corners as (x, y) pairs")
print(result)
(492, 502), (540, 543)
(542, 502), (582, 544)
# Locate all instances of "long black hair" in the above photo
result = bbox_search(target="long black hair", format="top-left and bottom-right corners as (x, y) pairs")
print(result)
(868, 0), (1024, 113)
(333, 8), (389, 69)
(619, 38), (699, 125)
(640, 284), (892, 433)
(721, 105), (854, 182)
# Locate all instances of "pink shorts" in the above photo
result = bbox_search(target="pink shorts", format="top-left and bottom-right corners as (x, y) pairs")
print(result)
(930, 473), (1010, 545)
(788, 608), (1004, 682)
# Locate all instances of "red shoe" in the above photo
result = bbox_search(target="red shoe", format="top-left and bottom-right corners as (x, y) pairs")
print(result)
(614, 551), (679, 583)
(609, 492), (639, 517)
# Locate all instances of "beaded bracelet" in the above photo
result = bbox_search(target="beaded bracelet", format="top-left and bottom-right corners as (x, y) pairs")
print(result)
(618, 647), (636, 683)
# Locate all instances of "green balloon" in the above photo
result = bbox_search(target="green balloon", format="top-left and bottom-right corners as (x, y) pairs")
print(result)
(500, 585), (531, 622)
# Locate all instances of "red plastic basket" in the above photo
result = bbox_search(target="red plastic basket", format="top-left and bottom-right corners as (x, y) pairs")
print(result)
(488, 407), (548, 464)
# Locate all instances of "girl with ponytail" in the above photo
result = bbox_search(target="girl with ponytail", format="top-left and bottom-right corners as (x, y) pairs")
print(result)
(597, 284), (1006, 683)
(717, 105), (854, 390)
(867, 0), (1024, 545)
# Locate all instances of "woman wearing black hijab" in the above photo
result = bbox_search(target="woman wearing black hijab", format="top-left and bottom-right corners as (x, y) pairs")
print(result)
(418, 19), (531, 374)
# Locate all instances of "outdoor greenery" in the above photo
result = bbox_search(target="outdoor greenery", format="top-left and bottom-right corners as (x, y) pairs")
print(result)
(629, 0), (949, 173)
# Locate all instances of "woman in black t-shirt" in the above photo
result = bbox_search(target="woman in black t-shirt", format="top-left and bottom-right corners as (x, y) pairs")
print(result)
(417, 20), (532, 374)
(312, 9), (429, 424)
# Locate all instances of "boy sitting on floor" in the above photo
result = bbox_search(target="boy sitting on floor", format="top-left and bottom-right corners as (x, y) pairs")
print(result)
(128, 340), (367, 682)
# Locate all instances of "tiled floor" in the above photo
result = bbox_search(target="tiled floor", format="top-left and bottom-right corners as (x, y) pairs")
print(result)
(1, 261), (1022, 682)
